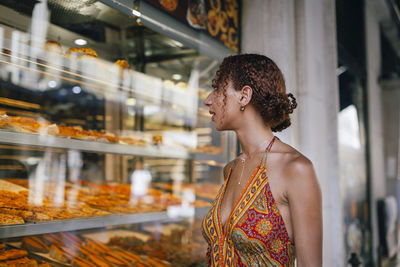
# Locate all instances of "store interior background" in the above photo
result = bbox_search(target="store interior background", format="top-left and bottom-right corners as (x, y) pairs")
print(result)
(0, 0), (400, 266)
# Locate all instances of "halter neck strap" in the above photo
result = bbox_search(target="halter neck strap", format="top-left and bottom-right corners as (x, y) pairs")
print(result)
(265, 136), (276, 153)
(259, 136), (276, 169)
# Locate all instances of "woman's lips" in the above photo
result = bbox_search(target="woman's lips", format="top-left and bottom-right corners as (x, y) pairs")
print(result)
(209, 111), (216, 121)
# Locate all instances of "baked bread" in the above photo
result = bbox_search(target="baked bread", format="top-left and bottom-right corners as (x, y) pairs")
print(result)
(60, 232), (82, 247)
(0, 213), (24, 225)
(0, 110), (10, 128)
(6, 116), (43, 133)
(0, 249), (28, 261)
(114, 59), (130, 69)
(44, 40), (62, 54)
(87, 254), (112, 267)
(78, 245), (99, 258)
(207, 9), (219, 36)
(159, 0), (178, 11)
(42, 233), (62, 246)
(0, 257), (38, 267)
(0, 208), (34, 222)
(49, 245), (69, 263)
(22, 236), (50, 253)
(72, 256), (97, 267)
(66, 47), (98, 58)
(85, 238), (110, 254)
(106, 250), (133, 266)
(113, 248), (142, 262)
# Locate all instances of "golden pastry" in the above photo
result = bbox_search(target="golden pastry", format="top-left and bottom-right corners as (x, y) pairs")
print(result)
(114, 59), (130, 69)
(22, 236), (50, 253)
(0, 213), (24, 225)
(159, 0), (178, 11)
(44, 40), (62, 54)
(218, 11), (229, 33)
(228, 27), (238, 46)
(207, 9), (219, 36)
(209, 0), (221, 11)
(0, 249), (28, 261)
(66, 47), (98, 58)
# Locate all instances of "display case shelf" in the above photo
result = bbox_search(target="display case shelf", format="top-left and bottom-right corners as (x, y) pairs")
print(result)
(0, 130), (226, 163)
(0, 207), (209, 239)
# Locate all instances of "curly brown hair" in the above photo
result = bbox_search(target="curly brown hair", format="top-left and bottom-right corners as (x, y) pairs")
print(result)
(212, 54), (297, 132)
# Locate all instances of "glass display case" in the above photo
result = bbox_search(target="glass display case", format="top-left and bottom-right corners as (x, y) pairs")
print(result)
(0, 0), (237, 266)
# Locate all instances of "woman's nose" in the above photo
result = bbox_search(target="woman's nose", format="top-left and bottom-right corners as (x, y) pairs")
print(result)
(204, 92), (212, 106)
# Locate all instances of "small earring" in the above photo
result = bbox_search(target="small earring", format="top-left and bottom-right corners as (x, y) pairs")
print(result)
(240, 106), (245, 111)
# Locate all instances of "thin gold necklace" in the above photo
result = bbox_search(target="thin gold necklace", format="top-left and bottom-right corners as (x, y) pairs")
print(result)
(236, 138), (272, 185)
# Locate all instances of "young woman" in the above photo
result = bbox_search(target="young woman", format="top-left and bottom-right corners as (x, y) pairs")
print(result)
(202, 54), (322, 266)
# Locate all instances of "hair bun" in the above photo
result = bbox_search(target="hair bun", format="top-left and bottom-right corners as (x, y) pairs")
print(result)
(287, 93), (297, 112)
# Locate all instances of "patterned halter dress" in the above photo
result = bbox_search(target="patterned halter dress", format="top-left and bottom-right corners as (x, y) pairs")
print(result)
(202, 137), (294, 266)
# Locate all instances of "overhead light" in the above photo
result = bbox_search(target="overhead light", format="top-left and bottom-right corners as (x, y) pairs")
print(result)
(74, 39), (87, 46)
(48, 80), (57, 88)
(172, 74), (182, 80)
(126, 98), (136, 106)
(132, 9), (141, 17)
(72, 86), (82, 94)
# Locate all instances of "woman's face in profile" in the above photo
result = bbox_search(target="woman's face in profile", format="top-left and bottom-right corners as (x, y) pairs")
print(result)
(204, 80), (241, 131)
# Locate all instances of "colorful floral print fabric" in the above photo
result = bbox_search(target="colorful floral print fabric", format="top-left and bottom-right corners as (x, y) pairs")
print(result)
(202, 138), (294, 266)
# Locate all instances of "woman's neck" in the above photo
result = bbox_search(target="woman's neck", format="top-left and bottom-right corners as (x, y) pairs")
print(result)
(235, 124), (275, 156)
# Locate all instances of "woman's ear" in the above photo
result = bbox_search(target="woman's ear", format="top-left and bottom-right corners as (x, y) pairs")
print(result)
(240, 85), (253, 106)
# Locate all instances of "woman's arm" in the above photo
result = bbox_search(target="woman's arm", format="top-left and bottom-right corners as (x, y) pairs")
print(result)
(286, 156), (322, 266)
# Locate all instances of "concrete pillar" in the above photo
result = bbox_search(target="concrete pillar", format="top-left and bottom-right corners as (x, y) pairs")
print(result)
(242, 0), (345, 265)
(241, 0), (298, 146)
(365, 1), (387, 263)
(295, 0), (345, 265)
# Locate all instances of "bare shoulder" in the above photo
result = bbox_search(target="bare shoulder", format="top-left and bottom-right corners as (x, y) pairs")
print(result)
(273, 141), (319, 190)
(223, 160), (235, 181)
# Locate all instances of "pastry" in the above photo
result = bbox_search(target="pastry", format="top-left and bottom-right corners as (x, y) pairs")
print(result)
(187, 0), (206, 28)
(0, 208), (34, 222)
(220, 33), (228, 46)
(7, 116), (48, 133)
(104, 254), (131, 266)
(0, 257), (38, 267)
(114, 59), (130, 69)
(49, 245), (69, 263)
(22, 236), (50, 253)
(85, 238), (110, 254)
(228, 27), (238, 46)
(207, 10), (219, 36)
(113, 249), (142, 262)
(78, 245), (99, 258)
(72, 256), (96, 267)
(60, 232), (82, 247)
(87, 254), (112, 267)
(217, 11), (229, 33)
(159, 0), (178, 11)
(209, 0), (221, 10)
(0, 213), (24, 225)
(0, 249), (28, 261)
(42, 233), (62, 246)
(44, 40), (62, 54)
(0, 110), (10, 128)
(66, 47), (98, 58)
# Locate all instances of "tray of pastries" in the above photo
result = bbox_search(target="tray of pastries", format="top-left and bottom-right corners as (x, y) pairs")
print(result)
(0, 179), (211, 226)
(6, 231), (172, 267)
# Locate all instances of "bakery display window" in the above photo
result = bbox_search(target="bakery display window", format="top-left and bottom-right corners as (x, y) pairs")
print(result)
(0, 0), (235, 266)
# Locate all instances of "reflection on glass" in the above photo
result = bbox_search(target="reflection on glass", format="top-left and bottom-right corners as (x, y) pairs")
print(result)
(130, 159), (152, 205)
(339, 104), (367, 256)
